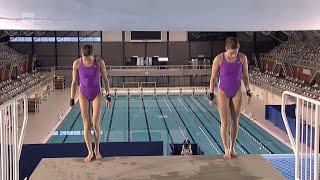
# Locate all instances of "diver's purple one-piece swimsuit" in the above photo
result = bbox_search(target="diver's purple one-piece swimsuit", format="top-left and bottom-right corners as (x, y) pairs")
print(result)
(218, 53), (243, 99)
(78, 58), (101, 101)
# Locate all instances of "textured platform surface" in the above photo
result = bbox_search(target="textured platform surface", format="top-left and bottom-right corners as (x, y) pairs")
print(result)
(30, 155), (284, 180)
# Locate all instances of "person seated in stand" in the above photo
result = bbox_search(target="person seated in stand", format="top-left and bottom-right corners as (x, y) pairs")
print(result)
(181, 138), (192, 156)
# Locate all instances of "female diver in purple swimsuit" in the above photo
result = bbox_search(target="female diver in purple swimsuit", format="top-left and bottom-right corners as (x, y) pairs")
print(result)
(209, 37), (252, 159)
(70, 44), (111, 162)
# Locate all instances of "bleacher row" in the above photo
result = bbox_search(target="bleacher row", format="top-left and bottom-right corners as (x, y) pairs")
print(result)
(269, 40), (320, 61)
(0, 43), (26, 65)
(0, 43), (55, 107)
(264, 40), (320, 70)
(249, 68), (320, 100)
(0, 71), (50, 105)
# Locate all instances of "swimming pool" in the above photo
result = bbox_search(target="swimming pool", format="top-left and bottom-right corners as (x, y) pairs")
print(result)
(48, 95), (292, 155)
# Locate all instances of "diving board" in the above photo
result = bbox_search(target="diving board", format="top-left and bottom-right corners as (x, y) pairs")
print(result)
(30, 155), (284, 180)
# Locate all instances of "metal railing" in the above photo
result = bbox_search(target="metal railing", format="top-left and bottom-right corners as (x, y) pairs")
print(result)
(281, 91), (320, 180)
(0, 93), (28, 180)
(110, 86), (207, 96)
(35, 65), (212, 72)
(107, 65), (211, 70)
(140, 82), (156, 88)
(122, 82), (139, 88)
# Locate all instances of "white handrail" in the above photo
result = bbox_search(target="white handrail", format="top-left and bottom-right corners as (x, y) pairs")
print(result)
(122, 82), (139, 88)
(281, 91), (320, 180)
(140, 82), (156, 88)
(0, 93), (28, 180)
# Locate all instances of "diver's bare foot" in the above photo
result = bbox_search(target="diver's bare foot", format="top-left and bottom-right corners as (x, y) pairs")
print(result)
(95, 150), (103, 160)
(223, 150), (231, 159)
(229, 149), (238, 158)
(84, 152), (94, 163)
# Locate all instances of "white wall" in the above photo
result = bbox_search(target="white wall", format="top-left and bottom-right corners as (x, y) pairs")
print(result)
(169, 32), (187, 42)
(102, 31), (122, 42)
(251, 84), (285, 105)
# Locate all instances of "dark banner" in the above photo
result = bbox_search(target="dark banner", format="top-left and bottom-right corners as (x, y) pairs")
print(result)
(188, 32), (237, 41)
